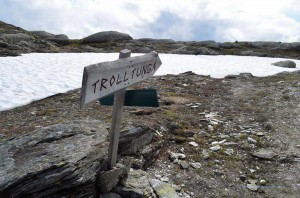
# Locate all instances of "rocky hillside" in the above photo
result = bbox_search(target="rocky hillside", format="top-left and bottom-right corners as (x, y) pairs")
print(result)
(0, 21), (60, 56)
(0, 20), (300, 60)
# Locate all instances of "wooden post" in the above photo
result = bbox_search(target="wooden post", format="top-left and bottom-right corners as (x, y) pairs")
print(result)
(107, 49), (131, 169)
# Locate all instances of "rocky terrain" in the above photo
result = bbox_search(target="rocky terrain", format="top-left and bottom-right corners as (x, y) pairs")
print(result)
(1, 20), (300, 60)
(0, 20), (300, 197)
(0, 21), (60, 56)
(1, 70), (299, 197)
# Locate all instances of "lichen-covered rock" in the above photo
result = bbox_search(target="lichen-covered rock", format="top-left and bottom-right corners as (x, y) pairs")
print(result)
(149, 179), (179, 198)
(113, 169), (157, 198)
(0, 120), (109, 198)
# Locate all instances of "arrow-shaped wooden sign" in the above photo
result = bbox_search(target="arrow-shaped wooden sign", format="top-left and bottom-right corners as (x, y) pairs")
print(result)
(80, 51), (162, 107)
(80, 50), (162, 170)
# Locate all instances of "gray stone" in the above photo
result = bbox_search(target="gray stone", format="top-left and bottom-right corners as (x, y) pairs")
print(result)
(0, 40), (8, 48)
(189, 141), (198, 147)
(247, 183), (258, 191)
(248, 137), (257, 144)
(209, 145), (221, 152)
(255, 132), (265, 137)
(149, 179), (179, 198)
(47, 34), (70, 45)
(83, 31), (132, 43)
(114, 169), (157, 198)
(100, 192), (121, 198)
(140, 142), (163, 169)
(190, 162), (201, 169)
(0, 33), (33, 43)
(202, 150), (210, 159)
(118, 125), (154, 156)
(0, 120), (109, 197)
(169, 152), (186, 161)
(99, 163), (129, 193)
(224, 148), (234, 155)
(30, 31), (70, 45)
(30, 30), (55, 38)
(252, 149), (277, 160)
(213, 170), (225, 176)
(272, 60), (296, 68)
(180, 161), (189, 169)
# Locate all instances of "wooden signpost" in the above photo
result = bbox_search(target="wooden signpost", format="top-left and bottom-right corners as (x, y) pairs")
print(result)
(80, 49), (162, 169)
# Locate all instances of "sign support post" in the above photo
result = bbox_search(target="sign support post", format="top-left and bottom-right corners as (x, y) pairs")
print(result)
(80, 49), (162, 170)
(107, 49), (131, 169)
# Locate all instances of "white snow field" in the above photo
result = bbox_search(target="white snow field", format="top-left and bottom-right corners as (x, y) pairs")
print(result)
(0, 53), (299, 111)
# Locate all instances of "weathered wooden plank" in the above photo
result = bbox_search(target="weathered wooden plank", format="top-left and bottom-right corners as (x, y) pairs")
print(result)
(107, 50), (130, 170)
(80, 51), (162, 107)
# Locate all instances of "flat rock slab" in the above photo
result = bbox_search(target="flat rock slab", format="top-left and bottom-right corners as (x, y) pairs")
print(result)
(252, 149), (277, 160)
(0, 120), (109, 198)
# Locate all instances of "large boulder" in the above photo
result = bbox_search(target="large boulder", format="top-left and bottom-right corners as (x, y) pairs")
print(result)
(30, 31), (70, 45)
(0, 120), (109, 198)
(272, 60), (297, 68)
(83, 31), (132, 44)
(30, 31), (54, 38)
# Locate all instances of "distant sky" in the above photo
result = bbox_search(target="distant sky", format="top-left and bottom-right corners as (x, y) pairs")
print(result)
(1, 0), (300, 42)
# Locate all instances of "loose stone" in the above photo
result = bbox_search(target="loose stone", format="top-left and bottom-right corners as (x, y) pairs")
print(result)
(202, 150), (210, 159)
(248, 137), (257, 144)
(190, 162), (202, 169)
(189, 141), (198, 147)
(209, 145), (221, 152)
(247, 183), (258, 191)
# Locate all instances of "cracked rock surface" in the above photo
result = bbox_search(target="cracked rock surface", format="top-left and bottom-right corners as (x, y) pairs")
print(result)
(0, 119), (109, 198)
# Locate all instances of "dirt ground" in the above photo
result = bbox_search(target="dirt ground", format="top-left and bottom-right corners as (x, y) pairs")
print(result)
(0, 70), (299, 198)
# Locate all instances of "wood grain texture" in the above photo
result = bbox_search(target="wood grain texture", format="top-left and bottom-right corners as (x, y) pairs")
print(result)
(80, 51), (162, 107)
(107, 49), (131, 169)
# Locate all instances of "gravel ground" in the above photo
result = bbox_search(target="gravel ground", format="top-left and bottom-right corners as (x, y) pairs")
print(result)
(0, 71), (299, 198)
